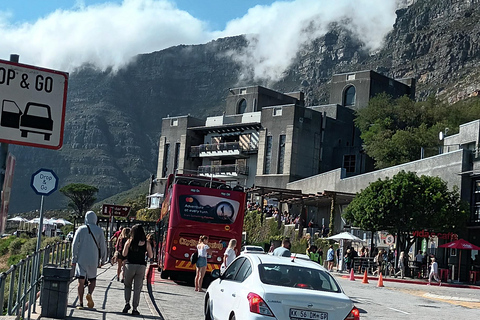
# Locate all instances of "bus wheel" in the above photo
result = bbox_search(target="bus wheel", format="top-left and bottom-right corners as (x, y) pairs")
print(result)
(160, 270), (169, 279)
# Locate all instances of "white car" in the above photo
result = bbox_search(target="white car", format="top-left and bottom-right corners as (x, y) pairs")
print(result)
(205, 254), (359, 320)
(240, 245), (265, 254)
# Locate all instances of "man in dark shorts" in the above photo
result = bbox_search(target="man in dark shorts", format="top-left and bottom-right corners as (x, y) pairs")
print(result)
(72, 211), (107, 309)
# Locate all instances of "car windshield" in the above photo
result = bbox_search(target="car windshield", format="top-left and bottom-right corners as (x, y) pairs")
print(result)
(258, 264), (341, 293)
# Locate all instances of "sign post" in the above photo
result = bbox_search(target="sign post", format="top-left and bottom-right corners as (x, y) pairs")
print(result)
(101, 204), (131, 217)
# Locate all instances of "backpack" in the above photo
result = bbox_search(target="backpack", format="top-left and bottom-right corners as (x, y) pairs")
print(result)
(190, 250), (199, 265)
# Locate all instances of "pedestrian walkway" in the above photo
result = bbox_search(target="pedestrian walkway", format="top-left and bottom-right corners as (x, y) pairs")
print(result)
(38, 264), (161, 320)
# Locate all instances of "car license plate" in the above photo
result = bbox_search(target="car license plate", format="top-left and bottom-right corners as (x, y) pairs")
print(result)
(290, 308), (328, 319)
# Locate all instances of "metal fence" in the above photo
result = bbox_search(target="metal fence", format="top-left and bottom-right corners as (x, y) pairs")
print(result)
(0, 240), (72, 319)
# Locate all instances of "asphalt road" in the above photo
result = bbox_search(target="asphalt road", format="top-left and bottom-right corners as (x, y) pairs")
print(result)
(149, 271), (480, 320)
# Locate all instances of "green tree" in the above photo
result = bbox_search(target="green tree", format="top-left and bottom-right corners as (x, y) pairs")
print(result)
(124, 193), (148, 217)
(136, 208), (160, 221)
(60, 183), (99, 227)
(343, 171), (468, 256)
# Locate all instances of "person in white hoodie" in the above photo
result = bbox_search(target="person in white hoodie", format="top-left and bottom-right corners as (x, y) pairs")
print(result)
(72, 211), (107, 309)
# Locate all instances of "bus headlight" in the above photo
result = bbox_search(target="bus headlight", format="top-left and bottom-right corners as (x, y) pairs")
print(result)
(217, 257), (222, 262)
(184, 253), (189, 258)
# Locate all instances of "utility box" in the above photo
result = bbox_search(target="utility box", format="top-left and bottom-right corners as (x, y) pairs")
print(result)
(41, 265), (73, 319)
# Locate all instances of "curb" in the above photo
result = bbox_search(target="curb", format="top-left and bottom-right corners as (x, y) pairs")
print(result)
(339, 274), (480, 289)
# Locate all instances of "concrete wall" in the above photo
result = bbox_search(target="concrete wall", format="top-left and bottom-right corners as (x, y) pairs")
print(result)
(287, 149), (469, 196)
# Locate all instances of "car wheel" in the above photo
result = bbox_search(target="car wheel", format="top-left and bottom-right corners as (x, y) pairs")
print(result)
(204, 297), (213, 320)
(229, 313), (235, 320)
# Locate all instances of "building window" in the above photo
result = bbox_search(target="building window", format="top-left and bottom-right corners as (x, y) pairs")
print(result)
(240, 88), (247, 95)
(171, 118), (178, 126)
(344, 86), (356, 106)
(273, 107), (282, 116)
(347, 74), (356, 81)
(253, 98), (257, 111)
(343, 155), (355, 173)
(278, 135), (286, 174)
(174, 143), (181, 171)
(162, 143), (170, 177)
(264, 136), (273, 174)
(237, 99), (247, 114)
(472, 180), (480, 222)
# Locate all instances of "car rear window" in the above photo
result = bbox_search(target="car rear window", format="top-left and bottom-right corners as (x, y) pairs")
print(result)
(247, 247), (264, 252)
(258, 264), (341, 293)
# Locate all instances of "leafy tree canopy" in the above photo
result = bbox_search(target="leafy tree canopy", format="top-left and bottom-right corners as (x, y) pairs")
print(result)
(355, 94), (480, 168)
(59, 183), (99, 218)
(343, 171), (468, 253)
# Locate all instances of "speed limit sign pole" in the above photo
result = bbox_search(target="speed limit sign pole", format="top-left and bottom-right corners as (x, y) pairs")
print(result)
(30, 169), (59, 252)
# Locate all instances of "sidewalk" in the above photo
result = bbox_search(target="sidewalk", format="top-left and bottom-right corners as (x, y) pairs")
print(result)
(38, 264), (161, 320)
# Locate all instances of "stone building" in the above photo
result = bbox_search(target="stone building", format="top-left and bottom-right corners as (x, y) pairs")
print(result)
(149, 70), (413, 200)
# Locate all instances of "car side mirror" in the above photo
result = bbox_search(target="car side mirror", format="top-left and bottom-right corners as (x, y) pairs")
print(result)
(211, 269), (221, 279)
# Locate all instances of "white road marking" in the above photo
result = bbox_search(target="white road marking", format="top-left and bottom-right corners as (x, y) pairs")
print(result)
(387, 306), (410, 314)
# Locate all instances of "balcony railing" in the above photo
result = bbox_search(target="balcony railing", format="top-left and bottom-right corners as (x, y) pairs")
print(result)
(198, 164), (249, 176)
(190, 142), (258, 157)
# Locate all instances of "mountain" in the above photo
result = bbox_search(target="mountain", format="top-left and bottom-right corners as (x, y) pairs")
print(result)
(7, 0), (480, 213)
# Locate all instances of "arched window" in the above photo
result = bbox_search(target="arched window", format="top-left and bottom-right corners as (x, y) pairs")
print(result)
(237, 99), (247, 114)
(344, 86), (356, 106)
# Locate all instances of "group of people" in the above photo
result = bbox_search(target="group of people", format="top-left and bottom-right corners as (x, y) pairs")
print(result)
(71, 211), (153, 316)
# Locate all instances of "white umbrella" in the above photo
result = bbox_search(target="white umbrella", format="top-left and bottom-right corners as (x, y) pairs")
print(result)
(326, 232), (363, 242)
(27, 218), (55, 225)
(7, 216), (27, 222)
(53, 218), (73, 225)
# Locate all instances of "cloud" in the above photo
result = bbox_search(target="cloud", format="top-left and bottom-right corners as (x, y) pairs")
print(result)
(0, 0), (400, 82)
(219, 0), (399, 83)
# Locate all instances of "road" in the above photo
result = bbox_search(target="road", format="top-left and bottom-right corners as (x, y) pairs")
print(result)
(149, 271), (480, 320)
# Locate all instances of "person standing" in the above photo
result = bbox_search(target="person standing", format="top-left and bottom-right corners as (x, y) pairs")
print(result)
(195, 235), (211, 292)
(273, 238), (291, 257)
(122, 224), (153, 315)
(115, 227), (130, 282)
(428, 257), (442, 285)
(71, 211), (107, 309)
(110, 227), (123, 264)
(395, 251), (406, 279)
(326, 245), (334, 272)
(222, 239), (237, 273)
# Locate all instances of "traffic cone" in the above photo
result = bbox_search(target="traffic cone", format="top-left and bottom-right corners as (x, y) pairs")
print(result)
(377, 272), (384, 287)
(362, 270), (369, 284)
(349, 268), (355, 281)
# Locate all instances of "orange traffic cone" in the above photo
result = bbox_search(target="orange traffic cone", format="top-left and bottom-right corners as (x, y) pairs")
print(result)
(349, 268), (355, 281)
(362, 270), (369, 284)
(377, 272), (384, 287)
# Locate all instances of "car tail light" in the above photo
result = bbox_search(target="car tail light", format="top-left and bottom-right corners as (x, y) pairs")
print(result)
(344, 307), (360, 320)
(247, 292), (274, 317)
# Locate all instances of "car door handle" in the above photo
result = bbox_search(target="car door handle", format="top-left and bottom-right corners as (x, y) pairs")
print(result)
(232, 293), (236, 297)
(220, 289), (224, 292)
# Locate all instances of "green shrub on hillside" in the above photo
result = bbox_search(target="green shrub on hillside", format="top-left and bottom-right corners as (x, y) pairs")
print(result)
(0, 236), (17, 255)
(8, 238), (27, 255)
(20, 238), (38, 256)
(7, 254), (24, 266)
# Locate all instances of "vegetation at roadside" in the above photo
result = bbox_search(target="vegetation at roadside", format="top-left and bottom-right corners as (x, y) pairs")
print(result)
(343, 170), (469, 256)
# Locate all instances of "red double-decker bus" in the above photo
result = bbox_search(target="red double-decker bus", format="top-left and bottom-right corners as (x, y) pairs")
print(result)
(156, 173), (246, 280)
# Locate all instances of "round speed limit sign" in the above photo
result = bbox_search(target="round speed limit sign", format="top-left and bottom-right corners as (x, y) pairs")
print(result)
(385, 234), (395, 245)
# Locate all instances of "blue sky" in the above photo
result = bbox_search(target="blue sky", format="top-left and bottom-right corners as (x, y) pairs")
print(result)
(0, 0), (276, 30)
(0, 0), (401, 82)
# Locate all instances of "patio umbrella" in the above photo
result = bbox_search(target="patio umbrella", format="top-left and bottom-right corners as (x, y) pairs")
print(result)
(7, 216), (27, 230)
(326, 232), (363, 242)
(53, 218), (73, 225)
(439, 239), (480, 281)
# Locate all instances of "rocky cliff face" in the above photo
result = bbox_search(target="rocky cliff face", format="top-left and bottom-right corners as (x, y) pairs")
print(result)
(8, 0), (480, 213)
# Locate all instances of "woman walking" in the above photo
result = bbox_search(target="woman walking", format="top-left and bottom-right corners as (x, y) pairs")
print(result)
(195, 235), (211, 292)
(116, 227), (130, 282)
(222, 239), (237, 273)
(122, 224), (153, 315)
(395, 251), (406, 279)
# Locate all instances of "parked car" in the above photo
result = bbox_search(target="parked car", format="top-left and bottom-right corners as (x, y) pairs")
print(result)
(205, 254), (359, 320)
(240, 245), (265, 255)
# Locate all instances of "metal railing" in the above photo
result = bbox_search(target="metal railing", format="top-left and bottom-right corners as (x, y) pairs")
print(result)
(190, 142), (258, 157)
(0, 240), (72, 319)
(198, 164), (249, 176)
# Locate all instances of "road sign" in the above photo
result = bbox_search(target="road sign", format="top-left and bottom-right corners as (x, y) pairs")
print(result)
(0, 59), (68, 150)
(102, 204), (131, 217)
(385, 234), (395, 245)
(30, 168), (58, 196)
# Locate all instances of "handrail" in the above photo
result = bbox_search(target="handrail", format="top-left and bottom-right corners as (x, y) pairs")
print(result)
(0, 239), (72, 319)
